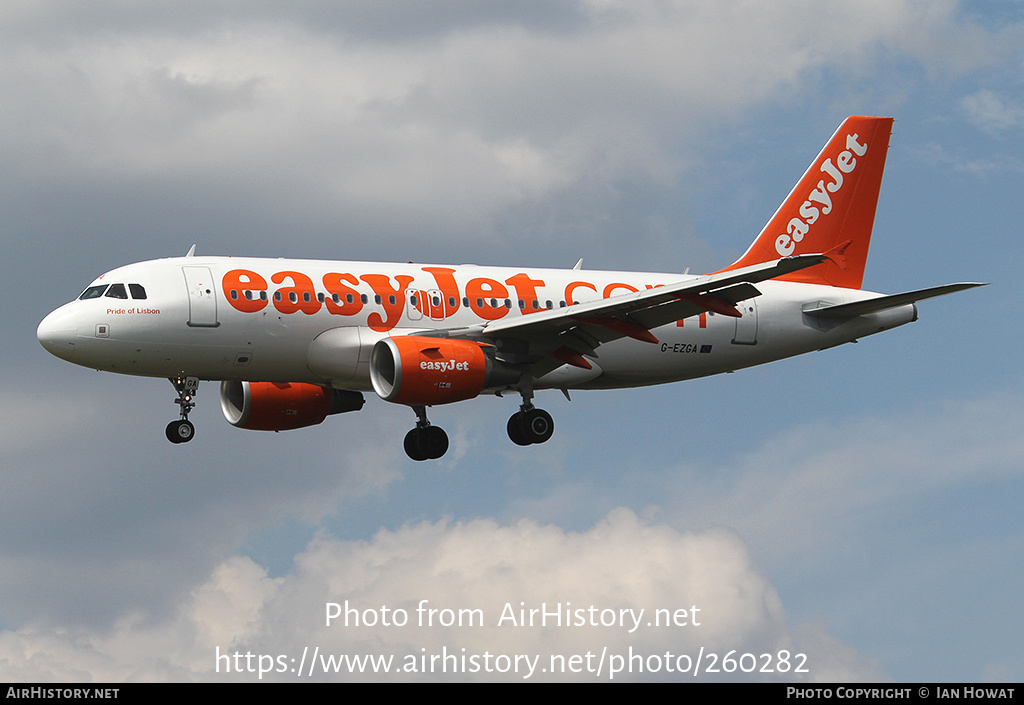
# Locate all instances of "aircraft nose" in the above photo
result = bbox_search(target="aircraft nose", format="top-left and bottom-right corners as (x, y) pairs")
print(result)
(37, 306), (78, 361)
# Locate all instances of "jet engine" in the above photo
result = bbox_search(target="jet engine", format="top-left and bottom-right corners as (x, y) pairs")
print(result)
(220, 381), (364, 431)
(369, 336), (520, 406)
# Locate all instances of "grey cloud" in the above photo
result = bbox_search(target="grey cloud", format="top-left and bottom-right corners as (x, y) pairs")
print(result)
(2, 0), (997, 273)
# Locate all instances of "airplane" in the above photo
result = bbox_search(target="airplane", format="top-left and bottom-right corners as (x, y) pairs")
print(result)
(37, 116), (982, 460)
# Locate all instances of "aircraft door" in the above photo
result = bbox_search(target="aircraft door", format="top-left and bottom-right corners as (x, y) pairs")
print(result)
(410, 289), (446, 320)
(732, 298), (758, 345)
(408, 291), (424, 321)
(182, 266), (219, 327)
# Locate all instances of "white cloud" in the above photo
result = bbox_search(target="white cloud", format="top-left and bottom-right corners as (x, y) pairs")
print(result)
(0, 509), (884, 682)
(962, 89), (1024, 132)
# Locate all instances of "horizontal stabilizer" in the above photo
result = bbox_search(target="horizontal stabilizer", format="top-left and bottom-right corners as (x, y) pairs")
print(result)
(803, 283), (986, 319)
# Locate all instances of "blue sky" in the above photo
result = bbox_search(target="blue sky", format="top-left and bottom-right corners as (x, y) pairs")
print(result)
(1, 0), (1021, 682)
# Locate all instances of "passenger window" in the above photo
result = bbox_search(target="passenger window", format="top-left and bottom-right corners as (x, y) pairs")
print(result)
(79, 285), (108, 300)
(129, 284), (147, 300)
(104, 283), (128, 299)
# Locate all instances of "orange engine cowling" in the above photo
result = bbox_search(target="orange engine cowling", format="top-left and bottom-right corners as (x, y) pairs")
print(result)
(220, 381), (364, 431)
(370, 336), (519, 406)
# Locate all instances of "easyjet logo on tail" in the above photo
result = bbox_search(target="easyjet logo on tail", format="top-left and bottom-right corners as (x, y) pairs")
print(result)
(775, 133), (868, 257)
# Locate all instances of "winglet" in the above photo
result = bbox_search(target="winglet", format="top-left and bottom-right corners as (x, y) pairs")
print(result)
(185, 244), (197, 258)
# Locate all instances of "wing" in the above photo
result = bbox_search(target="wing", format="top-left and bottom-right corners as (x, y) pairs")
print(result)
(413, 251), (838, 378)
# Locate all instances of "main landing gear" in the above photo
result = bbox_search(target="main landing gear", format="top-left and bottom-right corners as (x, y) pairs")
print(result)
(506, 384), (554, 446)
(507, 407), (554, 446)
(166, 375), (199, 444)
(404, 405), (449, 461)
(402, 386), (555, 461)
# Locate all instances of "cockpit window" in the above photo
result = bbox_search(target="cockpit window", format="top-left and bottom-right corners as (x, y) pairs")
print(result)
(104, 283), (128, 299)
(80, 283), (144, 300)
(79, 285), (109, 300)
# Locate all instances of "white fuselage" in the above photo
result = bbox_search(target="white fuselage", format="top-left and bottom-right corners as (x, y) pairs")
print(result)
(37, 255), (916, 393)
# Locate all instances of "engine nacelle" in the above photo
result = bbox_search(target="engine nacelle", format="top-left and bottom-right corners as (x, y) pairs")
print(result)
(370, 336), (519, 406)
(220, 381), (364, 431)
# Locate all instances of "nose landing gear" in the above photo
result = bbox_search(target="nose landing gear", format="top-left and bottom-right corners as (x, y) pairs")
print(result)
(166, 376), (199, 444)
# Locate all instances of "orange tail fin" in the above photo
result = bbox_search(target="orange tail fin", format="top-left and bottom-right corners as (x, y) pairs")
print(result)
(719, 116), (893, 289)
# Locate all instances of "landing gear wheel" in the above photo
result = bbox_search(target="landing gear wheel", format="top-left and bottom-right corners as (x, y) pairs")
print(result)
(404, 428), (429, 461)
(166, 419), (195, 444)
(522, 408), (554, 444)
(421, 425), (449, 459)
(404, 425), (449, 461)
(507, 413), (530, 446)
(507, 408), (554, 445)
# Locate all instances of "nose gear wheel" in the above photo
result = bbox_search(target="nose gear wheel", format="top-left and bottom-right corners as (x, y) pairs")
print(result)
(166, 419), (195, 444)
(167, 376), (199, 444)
